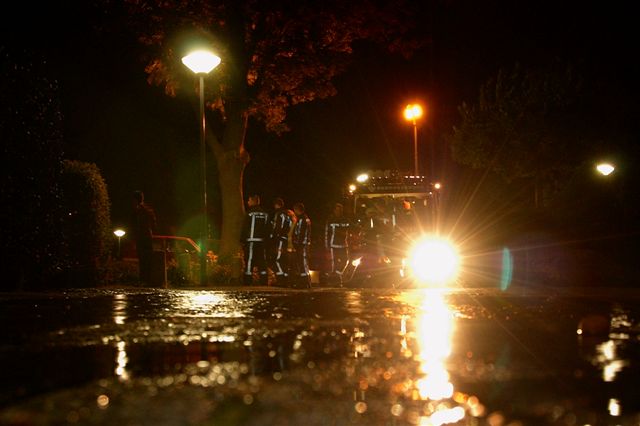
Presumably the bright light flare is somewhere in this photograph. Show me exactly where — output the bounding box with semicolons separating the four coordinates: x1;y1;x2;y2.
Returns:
182;50;221;74
408;237;460;285
404;103;423;121
596;163;615;176
356;173;369;183
113;229;126;238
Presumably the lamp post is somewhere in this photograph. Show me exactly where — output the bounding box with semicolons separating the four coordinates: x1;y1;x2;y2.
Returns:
182;49;221;286
114;229;126;259
403;103;424;176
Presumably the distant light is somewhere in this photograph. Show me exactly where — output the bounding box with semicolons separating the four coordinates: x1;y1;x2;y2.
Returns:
348;184;357;193
356;173;369;183
403;103;423;121
114;229;126;238
596;163;615;176
182;50;221;74
434;182;442;190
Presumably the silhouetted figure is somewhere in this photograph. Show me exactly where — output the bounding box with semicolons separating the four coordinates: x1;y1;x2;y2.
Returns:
131;190;156;285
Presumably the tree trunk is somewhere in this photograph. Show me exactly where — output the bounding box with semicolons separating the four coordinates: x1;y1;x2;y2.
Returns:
215;147;248;258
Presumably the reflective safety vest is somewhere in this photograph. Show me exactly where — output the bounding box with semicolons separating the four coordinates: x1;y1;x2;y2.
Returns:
242;206;270;242
292;213;311;245
271;207;294;241
325;216;350;248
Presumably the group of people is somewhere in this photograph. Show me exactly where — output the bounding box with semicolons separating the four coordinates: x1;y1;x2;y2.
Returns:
240;195;417;288
131;189;414;287
241;195;313;288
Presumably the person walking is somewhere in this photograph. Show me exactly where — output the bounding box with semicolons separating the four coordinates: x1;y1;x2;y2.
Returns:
131;190;156;285
269;197;295;286
241;194;270;286
291;202;312;289
325;202;351;285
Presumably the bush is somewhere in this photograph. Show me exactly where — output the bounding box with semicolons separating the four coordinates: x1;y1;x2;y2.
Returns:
60;160;112;286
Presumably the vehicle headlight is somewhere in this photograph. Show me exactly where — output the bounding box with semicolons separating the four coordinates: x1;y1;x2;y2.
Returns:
407;236;460;285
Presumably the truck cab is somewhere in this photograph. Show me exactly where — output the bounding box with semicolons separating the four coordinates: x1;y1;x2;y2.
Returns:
342;170;457;287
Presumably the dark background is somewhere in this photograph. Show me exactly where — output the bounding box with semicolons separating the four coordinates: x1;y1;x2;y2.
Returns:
4;0;638;240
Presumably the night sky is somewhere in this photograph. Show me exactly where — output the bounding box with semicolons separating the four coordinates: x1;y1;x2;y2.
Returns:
4;1;638;240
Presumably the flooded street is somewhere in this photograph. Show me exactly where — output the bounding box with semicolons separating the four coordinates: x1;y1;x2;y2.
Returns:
1;285;639;425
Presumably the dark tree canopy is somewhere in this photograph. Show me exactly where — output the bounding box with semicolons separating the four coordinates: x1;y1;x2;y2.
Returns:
448;62;607;205
125;0;420;134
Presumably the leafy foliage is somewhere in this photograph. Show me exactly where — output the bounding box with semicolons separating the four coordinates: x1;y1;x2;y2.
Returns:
0;46;68;289
125;0;420;134
449;62;598;204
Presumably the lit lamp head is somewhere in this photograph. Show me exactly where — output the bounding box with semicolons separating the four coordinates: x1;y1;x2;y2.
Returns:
403;104;423;122
182;50;221;74
596;163;615;176
114;229;126;238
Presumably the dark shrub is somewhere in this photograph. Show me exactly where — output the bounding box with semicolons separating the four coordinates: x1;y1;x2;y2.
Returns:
60;160;112;286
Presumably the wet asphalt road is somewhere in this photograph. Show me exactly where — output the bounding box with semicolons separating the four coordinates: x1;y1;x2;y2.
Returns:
1;285;639;426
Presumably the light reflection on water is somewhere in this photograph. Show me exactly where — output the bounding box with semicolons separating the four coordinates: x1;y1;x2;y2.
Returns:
172;291;254;318
112;293;127;325
115;341;129;381
397;289;477;425
578;305;636;419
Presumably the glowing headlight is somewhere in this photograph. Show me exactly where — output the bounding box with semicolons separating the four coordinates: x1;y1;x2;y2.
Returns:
407;237;460;285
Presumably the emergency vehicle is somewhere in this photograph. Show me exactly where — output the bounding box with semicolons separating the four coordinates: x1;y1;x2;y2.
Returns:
341;170;459;287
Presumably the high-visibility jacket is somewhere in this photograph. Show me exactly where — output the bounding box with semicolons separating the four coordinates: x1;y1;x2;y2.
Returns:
242;206;270;242
292;213;311;246
325;215;350;248
271;207;294;241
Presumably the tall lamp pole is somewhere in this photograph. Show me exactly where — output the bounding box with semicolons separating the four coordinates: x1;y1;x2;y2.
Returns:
182;49;221;286
403;103;424;176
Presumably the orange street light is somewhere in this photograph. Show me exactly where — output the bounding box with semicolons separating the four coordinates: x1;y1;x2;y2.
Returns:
403;103;424;176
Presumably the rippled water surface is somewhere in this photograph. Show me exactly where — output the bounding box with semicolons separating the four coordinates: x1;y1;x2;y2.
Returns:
1;286;639;425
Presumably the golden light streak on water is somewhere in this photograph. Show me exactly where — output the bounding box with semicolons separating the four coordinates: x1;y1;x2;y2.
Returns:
115;341;129;381
397;290;468;425
608;398;621;416
113;293;127;325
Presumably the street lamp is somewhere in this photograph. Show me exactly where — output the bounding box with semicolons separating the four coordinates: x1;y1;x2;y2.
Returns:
596;162;615;176
182;49;221;286
113;229;126;259
403;103;424;176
